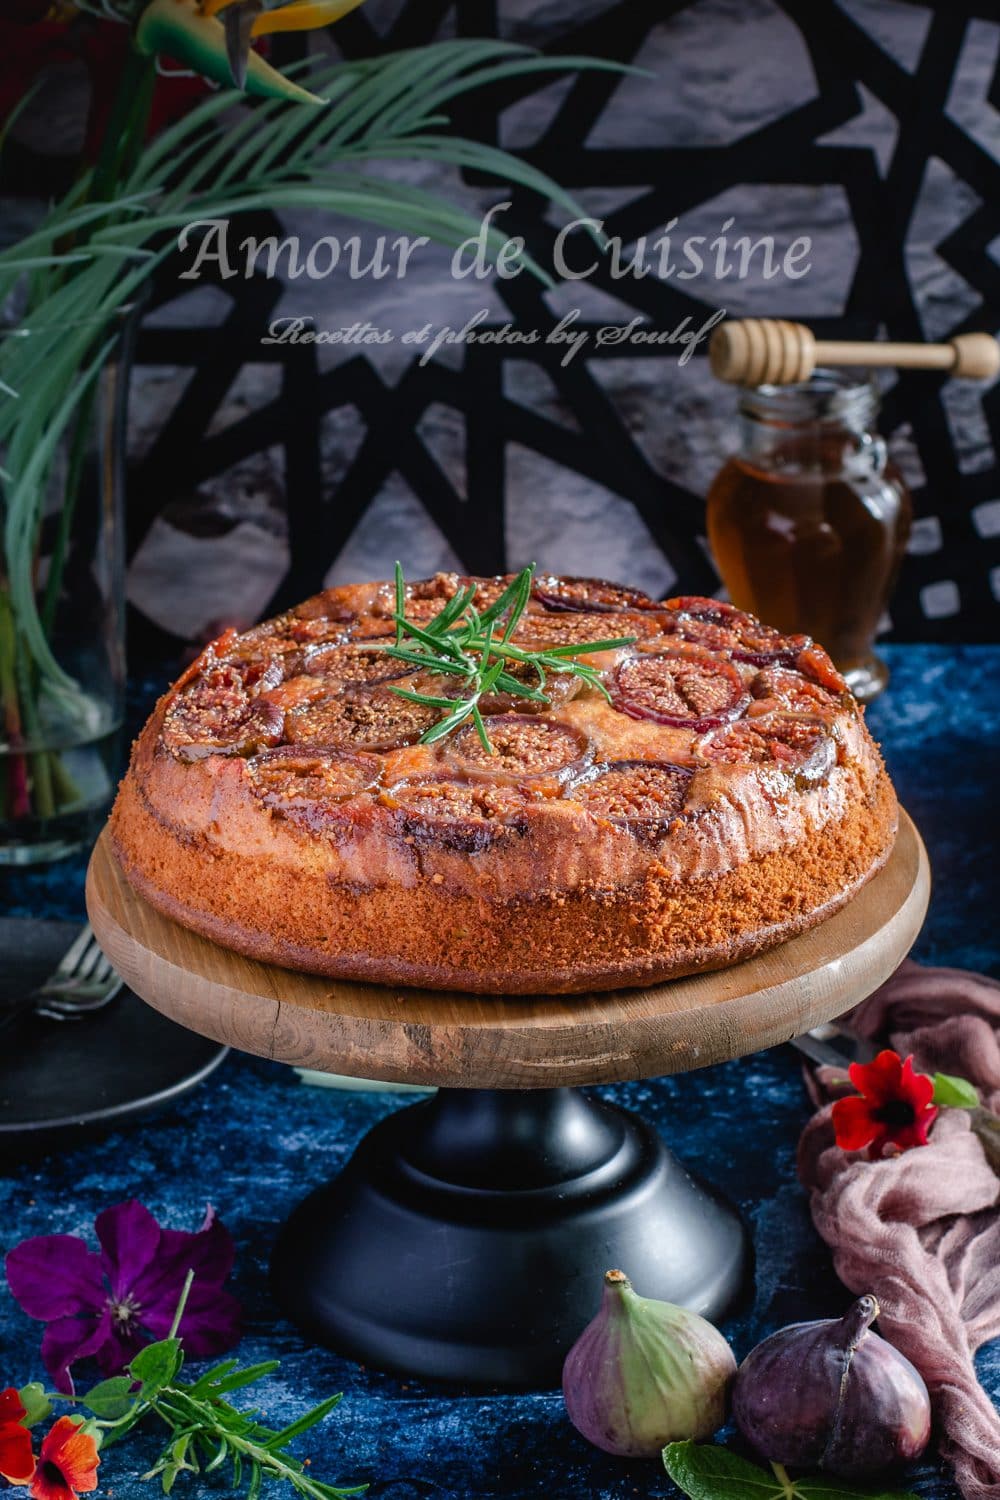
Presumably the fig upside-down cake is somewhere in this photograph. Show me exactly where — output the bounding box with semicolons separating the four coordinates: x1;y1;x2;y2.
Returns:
110;572;897;994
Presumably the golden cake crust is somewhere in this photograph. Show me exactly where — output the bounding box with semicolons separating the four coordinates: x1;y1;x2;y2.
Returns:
110;574;898;994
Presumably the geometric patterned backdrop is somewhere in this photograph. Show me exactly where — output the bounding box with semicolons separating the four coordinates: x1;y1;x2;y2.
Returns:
114;0;1000;653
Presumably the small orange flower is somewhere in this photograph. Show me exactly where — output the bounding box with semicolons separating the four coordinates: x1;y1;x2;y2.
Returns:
28;1418;99;1500
0;1387;35;1486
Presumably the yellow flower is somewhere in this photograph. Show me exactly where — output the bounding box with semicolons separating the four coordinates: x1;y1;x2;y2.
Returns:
136;0;367;104
201;0;365;33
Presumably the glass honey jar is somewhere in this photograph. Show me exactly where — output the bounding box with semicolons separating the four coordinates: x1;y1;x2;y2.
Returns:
705;371;911;702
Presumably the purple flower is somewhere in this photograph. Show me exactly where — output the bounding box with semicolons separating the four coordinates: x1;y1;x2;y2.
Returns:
5;1200;241;1394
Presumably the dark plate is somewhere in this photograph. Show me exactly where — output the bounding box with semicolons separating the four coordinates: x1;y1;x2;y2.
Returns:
0;918;227;1156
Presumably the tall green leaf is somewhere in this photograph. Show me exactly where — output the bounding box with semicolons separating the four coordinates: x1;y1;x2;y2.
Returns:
1;39;624;686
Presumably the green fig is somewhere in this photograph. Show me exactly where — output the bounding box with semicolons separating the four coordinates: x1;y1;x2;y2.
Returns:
562;1269;736;1457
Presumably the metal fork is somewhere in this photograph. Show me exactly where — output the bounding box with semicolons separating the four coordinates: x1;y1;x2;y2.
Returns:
0;925;123;1038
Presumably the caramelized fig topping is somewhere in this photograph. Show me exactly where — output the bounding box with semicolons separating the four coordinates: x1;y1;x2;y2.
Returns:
664;596;808;665
613;650;749;730
569;759;693;829
476;657;582;714
381;775;530;851
443;716;589;781
532;574;661;613
247;749;381;813
384;775;527;823
699;713;836;784
368;571;514;622
284;687;437;751
164;661;285;759
512;609;663;650
223;614;349;661
302;638;412;687
749;665;840;714
797;642;849;694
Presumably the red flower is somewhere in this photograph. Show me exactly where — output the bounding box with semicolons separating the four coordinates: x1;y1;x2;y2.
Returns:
832;1049;938;1158
0;1386;35;1486
29;1418;99;1500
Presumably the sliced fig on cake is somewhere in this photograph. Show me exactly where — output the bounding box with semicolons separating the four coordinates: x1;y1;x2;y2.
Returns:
247;749;381;825
284;686;437;752
513;609;659;651
401;572;512;608
421;573;513;611
612;650;749;731
163;661;285;759
796;642;849;694
698;713;837;785
664;596;808;665
349;599;441;637
658;596;743;652
367;571;515;624
749;665;841;714
380;775;531;851
732;640;810;668
302;637;413;688
290;590;360;625
224;614;350;662
443;715;590;782
532;574;661;613
476;658;583;714
568;759;694;832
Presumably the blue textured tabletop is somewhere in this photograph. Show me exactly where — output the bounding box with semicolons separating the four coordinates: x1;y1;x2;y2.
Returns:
1;645;997;1500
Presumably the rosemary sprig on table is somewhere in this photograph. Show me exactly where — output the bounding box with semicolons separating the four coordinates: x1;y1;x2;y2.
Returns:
22;1271;364;1500
377;563;636;751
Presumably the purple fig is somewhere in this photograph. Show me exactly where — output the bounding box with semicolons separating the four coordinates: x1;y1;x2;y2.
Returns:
562;1269;736;1458
733;1295;931;1479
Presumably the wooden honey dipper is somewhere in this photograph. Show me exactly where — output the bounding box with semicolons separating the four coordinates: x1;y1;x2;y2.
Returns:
709;317;1000;386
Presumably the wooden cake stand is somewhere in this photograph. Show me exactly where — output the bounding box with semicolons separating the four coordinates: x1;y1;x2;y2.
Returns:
87;813;929;1387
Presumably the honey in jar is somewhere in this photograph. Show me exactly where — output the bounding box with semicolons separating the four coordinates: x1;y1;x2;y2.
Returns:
705;371;911;702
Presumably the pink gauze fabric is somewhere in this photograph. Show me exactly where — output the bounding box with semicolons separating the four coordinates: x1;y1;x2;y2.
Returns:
798;959;1000;1500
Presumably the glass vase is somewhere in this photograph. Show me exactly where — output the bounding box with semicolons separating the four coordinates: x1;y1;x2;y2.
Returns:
0;312;133;865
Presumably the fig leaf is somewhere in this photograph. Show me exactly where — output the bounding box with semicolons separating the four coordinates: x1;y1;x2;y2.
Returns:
662;1441;920;1500
663;1441;786;1500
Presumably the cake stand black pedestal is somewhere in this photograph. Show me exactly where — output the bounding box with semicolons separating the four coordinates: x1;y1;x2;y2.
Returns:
270;1085;749;1386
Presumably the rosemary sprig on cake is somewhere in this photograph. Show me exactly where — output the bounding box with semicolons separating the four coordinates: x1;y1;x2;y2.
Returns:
375;563;636;751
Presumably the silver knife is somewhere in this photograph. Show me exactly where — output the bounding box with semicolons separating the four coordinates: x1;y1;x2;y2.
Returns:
790;1022;879;1070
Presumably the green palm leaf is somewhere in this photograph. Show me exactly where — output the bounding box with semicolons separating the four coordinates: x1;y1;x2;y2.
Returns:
1;38;626;689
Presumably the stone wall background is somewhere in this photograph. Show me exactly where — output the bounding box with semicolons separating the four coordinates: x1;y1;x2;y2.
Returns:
10;0;1000;647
